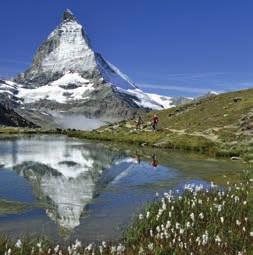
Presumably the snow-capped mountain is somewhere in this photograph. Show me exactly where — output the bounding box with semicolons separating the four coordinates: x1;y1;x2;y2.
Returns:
0;9;187;129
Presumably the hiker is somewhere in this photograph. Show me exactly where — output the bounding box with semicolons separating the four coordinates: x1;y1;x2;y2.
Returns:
136;115;143;129
151;113;159;131
151;153;158;168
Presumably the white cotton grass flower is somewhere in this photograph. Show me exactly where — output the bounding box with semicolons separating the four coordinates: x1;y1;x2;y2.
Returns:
190;212;195;221
85;243;93;251
139;214;143;220
15;239;22;249
117;243;125;253
236;220;241;226
148;243;154;251
250;232;253;237
220;217;224;224
54;244;60;253
215;235;221;243
199;212;204;219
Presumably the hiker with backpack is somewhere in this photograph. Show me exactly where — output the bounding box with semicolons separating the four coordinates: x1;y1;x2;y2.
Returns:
151;113;159;131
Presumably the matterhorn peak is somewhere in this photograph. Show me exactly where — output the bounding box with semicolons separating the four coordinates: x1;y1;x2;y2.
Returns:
62;9;76;22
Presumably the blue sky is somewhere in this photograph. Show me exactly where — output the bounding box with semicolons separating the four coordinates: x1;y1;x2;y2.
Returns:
0;0;253;97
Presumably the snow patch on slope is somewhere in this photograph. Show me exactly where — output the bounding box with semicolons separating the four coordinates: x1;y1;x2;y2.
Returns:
51;72;89;86
18;73;94;104
146;93;175;108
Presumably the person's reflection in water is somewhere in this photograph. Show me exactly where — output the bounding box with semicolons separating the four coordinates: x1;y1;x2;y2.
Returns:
151;153;158;168
135;151;141;164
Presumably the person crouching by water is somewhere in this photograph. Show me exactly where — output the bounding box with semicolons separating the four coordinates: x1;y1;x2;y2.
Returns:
151;153;158;168
151;113;159;131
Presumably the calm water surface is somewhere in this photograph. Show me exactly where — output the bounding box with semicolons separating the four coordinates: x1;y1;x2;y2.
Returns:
0;135;244;243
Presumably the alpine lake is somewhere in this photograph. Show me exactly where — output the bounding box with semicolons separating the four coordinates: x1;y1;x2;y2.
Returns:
0;134;246;244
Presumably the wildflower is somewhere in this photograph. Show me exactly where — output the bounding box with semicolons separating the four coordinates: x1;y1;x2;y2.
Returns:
215;235;221;243
146;211;150;219
202;233;208;245
54;245;60;253
15;240;22;249
138;246;144;254
199;212;204;219
139;214;143;220
85;244;93;251
220;217;224;223
74;239;82;249
236;220;241;226
150;229;153;237
166;220;171;229
117;243;125;253
186;221;191;228
148;243;154;251
190;212;195;221
111;246;117;253
250;232;253;237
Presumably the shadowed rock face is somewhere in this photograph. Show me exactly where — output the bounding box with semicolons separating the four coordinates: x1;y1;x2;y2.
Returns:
0;104;37;128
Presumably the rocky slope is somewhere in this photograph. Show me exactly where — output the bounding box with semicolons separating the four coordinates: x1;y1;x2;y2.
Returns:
0;103;36;128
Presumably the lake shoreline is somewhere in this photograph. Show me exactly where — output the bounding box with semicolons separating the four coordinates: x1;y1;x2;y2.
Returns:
0;126;248;161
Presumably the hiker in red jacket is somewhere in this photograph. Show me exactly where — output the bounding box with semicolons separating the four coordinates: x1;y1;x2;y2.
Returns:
152;114;159;131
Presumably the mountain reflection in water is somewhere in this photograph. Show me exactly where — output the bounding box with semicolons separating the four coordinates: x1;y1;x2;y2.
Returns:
0;135;177;234
0;136;124;231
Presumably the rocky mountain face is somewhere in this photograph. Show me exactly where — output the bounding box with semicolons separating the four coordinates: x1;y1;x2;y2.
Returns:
0;103;36;128
0;10;189;129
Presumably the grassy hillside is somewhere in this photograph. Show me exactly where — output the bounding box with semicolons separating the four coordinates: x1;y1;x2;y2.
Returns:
66;88;253;159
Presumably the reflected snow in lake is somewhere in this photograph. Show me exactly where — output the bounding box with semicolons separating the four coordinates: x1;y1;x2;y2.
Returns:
0;135;244;243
